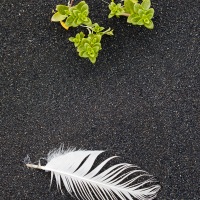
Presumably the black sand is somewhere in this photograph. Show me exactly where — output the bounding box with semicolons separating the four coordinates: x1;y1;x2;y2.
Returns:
1;0;199;199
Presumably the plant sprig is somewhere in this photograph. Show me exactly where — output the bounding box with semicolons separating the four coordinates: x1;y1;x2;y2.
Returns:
51;1;91;27
108;0;155;29
51;0;155;64
69;24;113;63
51;1;113;64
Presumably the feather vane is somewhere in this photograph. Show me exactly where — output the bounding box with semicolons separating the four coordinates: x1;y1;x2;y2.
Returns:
26;147;161;200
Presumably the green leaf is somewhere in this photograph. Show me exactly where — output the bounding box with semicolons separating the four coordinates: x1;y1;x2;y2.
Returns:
105;30;114;36
76;1;84;9
82;10;88;16
108;13;114;18
79;32;85;38
51;12;67;22
69;32;86;47
93;46;101;53
66;15;76;27
141;0;151;10
56;5;69;15
92;23;105;33
146;8;154;19
138;9;145;16
69;37;75;42
75;42;80;47
133;3;141;13
72;9;80;17
77;18;83;25
81;12;88;21
109;2;116;10
81;4;89;13
127;15;140;24
137;18;144;25
81;51;89;58
108;2;124;17
82;38;89;45
127;15;133;23
77;46;85;53
124;0;135;14
144;20;154;29
89;34;102;43
89;56;96;64
83;18;92;26
144;18;150;24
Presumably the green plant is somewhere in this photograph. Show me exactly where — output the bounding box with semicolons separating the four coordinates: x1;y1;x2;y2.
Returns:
69;24;113;63
51;0;156;64
108;0;155;29
51;1;113;64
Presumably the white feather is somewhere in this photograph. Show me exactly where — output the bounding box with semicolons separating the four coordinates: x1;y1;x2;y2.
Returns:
26;146;161;200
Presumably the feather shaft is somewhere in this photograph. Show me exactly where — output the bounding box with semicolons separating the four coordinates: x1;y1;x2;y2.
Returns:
26;163;45;170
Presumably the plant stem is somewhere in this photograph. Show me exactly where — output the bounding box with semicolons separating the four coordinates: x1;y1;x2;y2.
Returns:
120;13;130;17
70;0;74;7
